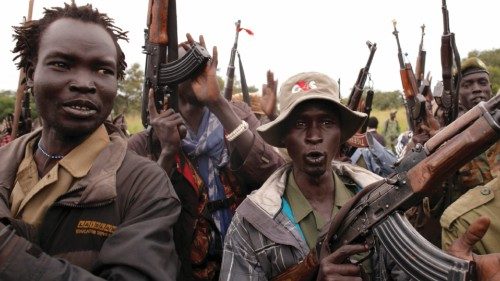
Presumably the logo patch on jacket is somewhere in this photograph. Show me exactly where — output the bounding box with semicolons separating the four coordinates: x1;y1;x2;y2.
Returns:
76;220;117;237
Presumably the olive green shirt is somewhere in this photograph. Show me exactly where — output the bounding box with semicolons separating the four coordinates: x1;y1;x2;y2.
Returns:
285;171;355;249
440;177;500;254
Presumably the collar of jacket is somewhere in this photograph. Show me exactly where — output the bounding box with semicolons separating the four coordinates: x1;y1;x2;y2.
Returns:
0;122;127;206
246;161;383;218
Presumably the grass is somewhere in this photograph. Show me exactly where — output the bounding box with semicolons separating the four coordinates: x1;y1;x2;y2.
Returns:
124;107;410;135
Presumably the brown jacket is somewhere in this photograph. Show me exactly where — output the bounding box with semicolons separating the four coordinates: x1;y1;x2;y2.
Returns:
0;122;181;280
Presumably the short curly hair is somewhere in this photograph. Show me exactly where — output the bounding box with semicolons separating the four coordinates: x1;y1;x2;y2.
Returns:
12;2;128;80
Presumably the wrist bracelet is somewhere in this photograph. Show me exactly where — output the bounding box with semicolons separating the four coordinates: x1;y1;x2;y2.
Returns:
226;120;249;142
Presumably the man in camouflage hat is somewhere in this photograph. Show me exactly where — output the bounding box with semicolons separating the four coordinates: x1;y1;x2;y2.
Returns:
440;57;499;253
219;71;385;280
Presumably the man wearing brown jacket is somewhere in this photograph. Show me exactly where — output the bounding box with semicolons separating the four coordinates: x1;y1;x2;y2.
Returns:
0;3;180;280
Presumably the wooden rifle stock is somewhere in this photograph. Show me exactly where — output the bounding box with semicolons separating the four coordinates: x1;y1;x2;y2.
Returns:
392;21;426;133
400;64;426;133
327;95;499;264
142;0;169;128
223;20;241;101
409;95;499;194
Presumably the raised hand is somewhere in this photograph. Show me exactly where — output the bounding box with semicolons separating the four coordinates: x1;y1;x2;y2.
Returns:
261;70;278;120
185;33;221;105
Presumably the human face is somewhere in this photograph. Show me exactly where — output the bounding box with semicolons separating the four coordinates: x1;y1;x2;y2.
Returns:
28;18;118;138
284;101;341;178
459;72;492;110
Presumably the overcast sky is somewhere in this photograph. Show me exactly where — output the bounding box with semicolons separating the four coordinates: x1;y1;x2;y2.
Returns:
1;0;500;98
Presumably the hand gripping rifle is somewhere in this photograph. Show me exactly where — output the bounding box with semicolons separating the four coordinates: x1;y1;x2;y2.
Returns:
343;41;377;150
223;20;241;102
325;94;499;280
435;0;461;126
271;94;500;281
141;0;211;128
392;20;426;133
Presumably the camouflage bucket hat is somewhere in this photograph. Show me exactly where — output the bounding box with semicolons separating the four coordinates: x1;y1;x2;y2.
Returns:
257;72;367;147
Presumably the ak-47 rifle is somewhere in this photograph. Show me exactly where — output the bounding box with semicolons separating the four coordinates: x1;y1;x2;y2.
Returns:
271;94;500;281
343;41;377;150
415;24;426;90
141;0;211;128
435;0;461;126
223;20;241;102
392;20;426;133
346;41;377;110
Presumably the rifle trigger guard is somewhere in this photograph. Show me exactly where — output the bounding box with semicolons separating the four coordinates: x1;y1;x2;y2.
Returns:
352;246;374;266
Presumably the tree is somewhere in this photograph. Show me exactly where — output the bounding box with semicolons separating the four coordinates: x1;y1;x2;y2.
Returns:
0;89;39;125
341;88;404;111
0;90;15;121
372;90;404;110
115;63;144;115
467;49;500;94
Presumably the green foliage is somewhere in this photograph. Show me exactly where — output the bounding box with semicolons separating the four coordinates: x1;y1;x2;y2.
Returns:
0;90;15;120
371;90;404;110
467;49;500;94
341;89;404;111
231;75;258;94
0;90;38;124
115;63;144;115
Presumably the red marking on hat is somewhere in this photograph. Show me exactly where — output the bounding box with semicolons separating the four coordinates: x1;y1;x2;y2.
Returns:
297;80;310;91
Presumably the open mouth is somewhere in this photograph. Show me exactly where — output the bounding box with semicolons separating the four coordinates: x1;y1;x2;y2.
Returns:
62;100;98;118
305;151;325;164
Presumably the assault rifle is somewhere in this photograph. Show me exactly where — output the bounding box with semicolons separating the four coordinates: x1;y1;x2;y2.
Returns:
272;94;500;281
141;0;211;128
392;20;426;133
435;0;461;126
223;20;241;102
346;41;377;110
344;41;376;150
415;24;426;90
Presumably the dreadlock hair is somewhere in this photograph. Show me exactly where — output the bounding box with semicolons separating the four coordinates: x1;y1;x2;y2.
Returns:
12;1;128;80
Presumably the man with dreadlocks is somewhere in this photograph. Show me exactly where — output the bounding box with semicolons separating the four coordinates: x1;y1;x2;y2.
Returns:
0;2;180;280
